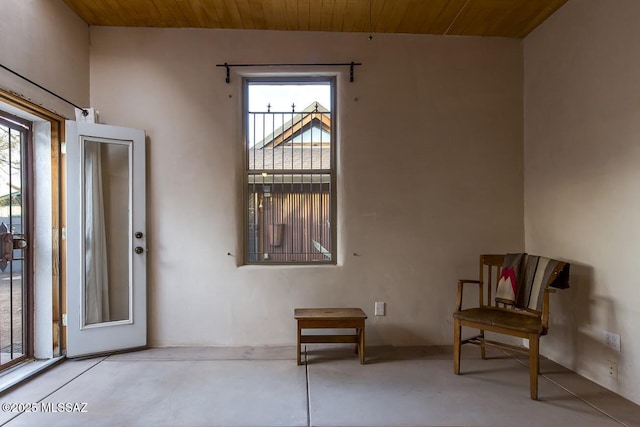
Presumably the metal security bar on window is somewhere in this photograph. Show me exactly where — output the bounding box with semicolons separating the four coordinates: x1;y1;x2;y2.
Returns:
247;102;333;263
0;115;29;369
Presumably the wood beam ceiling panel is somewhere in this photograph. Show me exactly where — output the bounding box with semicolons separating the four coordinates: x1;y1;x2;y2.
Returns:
262;0;295;31
234;0;257;29
127;0;161;26
413;0;469;35
374;0;404;33
249;1;267;30
284;0;299;31
369;0;465;35
61;0;570;39
350;0;368;32
65;0;108;25
96;1;139;26
218;0;243;30
308;0;322;31
331;0;349;32
514;0;568;38
174;0;203;27
186;0;222;28
259;0;284;31
152;0;190;27
447;0;569;38
208;0;232;29
369;0;385;33
317;0;336;32
297;0;311;32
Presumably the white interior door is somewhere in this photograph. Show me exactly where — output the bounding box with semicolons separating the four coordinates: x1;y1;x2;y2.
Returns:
65;121;146;357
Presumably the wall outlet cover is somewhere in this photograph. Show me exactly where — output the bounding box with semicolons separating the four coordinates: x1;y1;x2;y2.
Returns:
608;360;618;380
604;331;621;352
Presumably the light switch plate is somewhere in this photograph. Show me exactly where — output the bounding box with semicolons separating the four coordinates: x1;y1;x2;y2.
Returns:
375;302;385;316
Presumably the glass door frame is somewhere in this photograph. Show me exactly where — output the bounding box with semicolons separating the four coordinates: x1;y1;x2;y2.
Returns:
0;88;65;362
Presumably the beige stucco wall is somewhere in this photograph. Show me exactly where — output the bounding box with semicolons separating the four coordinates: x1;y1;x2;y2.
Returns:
0;0;89;117
89;27;524;348
524;0;640;404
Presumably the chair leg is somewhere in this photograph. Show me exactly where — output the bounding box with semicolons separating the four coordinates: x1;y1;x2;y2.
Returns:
453;318;461;374
480;330;486;359
297;324;302;366
529;334;540;400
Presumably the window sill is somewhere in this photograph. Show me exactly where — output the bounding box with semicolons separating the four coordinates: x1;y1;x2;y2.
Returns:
240;262;338;269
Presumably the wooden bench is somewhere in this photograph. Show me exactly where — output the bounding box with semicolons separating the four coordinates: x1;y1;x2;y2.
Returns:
453;254;570;400
294;308;367;365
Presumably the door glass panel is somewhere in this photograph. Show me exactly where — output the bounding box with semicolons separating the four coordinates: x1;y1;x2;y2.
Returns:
83;139;130;326
0;116;28;368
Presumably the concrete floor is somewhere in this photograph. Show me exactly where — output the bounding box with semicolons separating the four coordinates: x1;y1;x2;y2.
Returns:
0;345;638;427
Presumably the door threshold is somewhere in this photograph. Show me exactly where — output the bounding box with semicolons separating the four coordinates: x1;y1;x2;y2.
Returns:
0;357;65;393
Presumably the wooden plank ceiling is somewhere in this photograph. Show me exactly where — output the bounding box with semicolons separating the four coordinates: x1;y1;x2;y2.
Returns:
62;0;569;39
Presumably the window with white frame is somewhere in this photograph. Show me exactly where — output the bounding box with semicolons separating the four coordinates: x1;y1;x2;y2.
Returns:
244;77;336;264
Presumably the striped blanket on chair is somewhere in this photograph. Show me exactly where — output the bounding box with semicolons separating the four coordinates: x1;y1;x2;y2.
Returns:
495;253;570;310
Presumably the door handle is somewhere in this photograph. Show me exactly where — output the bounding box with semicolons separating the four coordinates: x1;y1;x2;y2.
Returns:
0;232;27;271
1;232;13;262
135;246;144;254
0;233;28;259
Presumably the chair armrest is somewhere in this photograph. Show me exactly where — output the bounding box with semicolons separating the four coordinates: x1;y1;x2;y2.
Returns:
456;280;482;311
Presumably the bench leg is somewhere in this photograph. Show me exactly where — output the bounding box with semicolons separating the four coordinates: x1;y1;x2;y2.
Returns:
359;326;366;364
354;329;359;355
453;318;461;374
480;329;486;360
529;334;540;400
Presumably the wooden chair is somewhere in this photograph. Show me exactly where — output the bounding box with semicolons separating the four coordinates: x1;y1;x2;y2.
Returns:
453;254;570;400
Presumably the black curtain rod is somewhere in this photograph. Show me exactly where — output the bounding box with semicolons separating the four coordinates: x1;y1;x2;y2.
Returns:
0;63;88;116
216;62;362;83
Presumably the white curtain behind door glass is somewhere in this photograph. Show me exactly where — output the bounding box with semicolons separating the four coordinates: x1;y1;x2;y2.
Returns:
84;141;110;324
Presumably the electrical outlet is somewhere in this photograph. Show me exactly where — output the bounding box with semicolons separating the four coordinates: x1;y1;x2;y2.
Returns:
604;331;621;352
374;302;385;316
608;360;618;380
